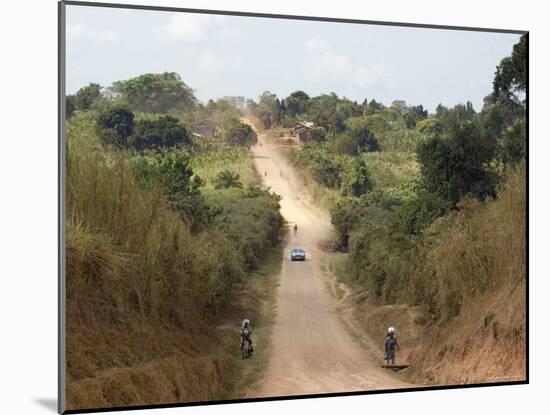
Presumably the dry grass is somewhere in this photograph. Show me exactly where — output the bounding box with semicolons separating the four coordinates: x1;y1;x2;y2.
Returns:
411;165;526;322
65;114;282;410
404;166;526;383
327;166;526;386
404;280;525;385
227;244;284;398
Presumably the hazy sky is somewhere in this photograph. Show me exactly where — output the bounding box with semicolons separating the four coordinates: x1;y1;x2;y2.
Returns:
66;5;521;112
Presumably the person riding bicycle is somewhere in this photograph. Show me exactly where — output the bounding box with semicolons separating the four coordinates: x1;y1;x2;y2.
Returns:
240;319;254;354
293;223;298;236
384;326;400;365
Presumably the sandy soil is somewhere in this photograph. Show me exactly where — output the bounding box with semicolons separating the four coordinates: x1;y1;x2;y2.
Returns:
242;119;411;398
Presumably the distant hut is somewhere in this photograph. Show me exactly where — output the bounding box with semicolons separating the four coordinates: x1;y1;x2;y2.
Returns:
293;121;314;142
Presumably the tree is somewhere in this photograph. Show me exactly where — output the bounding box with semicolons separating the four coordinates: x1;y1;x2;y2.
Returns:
344;117;380;153
221;119;258;148
334;133;360;155
112;72;197;113
404;105;428;129
75;83;102;111
394;190;452;234
341;159;372;197
415;117;442;135
306;93;340;132
246;98;258;112
366;99;386;114
335;99;362;131
97;106;135;147
477;35;526;166
493;34;527;105
256;91;281;128
66;95;76;118
390;99;408;115
303;147;343;189
280;98;287;116
480;92;523;137
330;197;361;248
435;103;447;118
309;126;327;142
500;118;526;164
132;151;207;232
130;115;191;151
285;90;310;117
214;170;243;189
436;102;476;130
417;120;496;205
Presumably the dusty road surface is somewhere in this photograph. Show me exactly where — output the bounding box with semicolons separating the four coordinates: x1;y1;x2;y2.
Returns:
242;118;411;397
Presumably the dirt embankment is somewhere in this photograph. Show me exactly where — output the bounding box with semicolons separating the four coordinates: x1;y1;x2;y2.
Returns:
327;274;525;386
67;325;236;409
404;279;526;385
67;246;283;410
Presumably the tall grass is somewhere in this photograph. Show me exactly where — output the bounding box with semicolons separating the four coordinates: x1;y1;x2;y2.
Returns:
65;112;283;408
411;164;526;322
67;131;245;328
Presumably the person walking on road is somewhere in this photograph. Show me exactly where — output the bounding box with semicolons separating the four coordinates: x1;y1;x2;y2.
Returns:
293;223;298;236
384;327;399;365
240;319;254;355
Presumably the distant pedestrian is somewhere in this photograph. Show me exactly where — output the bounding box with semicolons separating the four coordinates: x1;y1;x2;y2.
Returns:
384;327;400;365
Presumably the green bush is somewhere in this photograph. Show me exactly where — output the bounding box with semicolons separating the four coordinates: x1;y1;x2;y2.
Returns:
393;190;452;235
410;165;526;321
417;120;496;206
340;159;372;197
97;106;135;147
205;186;283;270
131;150;208;232
112;72;197;113
130;115;192;151
213;169;243;189
221;119;258;148
309;126;327;142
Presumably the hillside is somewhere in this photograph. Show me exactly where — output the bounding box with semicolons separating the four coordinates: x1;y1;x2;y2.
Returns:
328;167;525;385
65;103;283;409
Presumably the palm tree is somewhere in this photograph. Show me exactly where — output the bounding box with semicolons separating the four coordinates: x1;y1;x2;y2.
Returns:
213;169;243;189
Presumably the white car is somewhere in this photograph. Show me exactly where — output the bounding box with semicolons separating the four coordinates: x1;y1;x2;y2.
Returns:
290;248;306;261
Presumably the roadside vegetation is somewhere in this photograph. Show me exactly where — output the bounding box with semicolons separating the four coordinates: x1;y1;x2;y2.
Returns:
65;73;283;409
65;33;526;400
251;35;526;383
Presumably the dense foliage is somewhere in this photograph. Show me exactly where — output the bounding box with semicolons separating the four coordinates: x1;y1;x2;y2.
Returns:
279;36;526;319
112;72;197;113
220;119;258;148
96;106;135;147
66;73;284;408
131;114;192;151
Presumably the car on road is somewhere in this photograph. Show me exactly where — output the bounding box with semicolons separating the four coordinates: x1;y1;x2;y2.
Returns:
290;248;306;261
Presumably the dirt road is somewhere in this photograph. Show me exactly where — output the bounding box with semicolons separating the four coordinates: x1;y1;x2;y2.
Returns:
243;119;410;397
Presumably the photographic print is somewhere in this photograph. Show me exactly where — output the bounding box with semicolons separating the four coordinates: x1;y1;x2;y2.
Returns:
59;1;527;412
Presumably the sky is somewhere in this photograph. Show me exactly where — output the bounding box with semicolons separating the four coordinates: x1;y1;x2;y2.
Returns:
65;5;521;113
